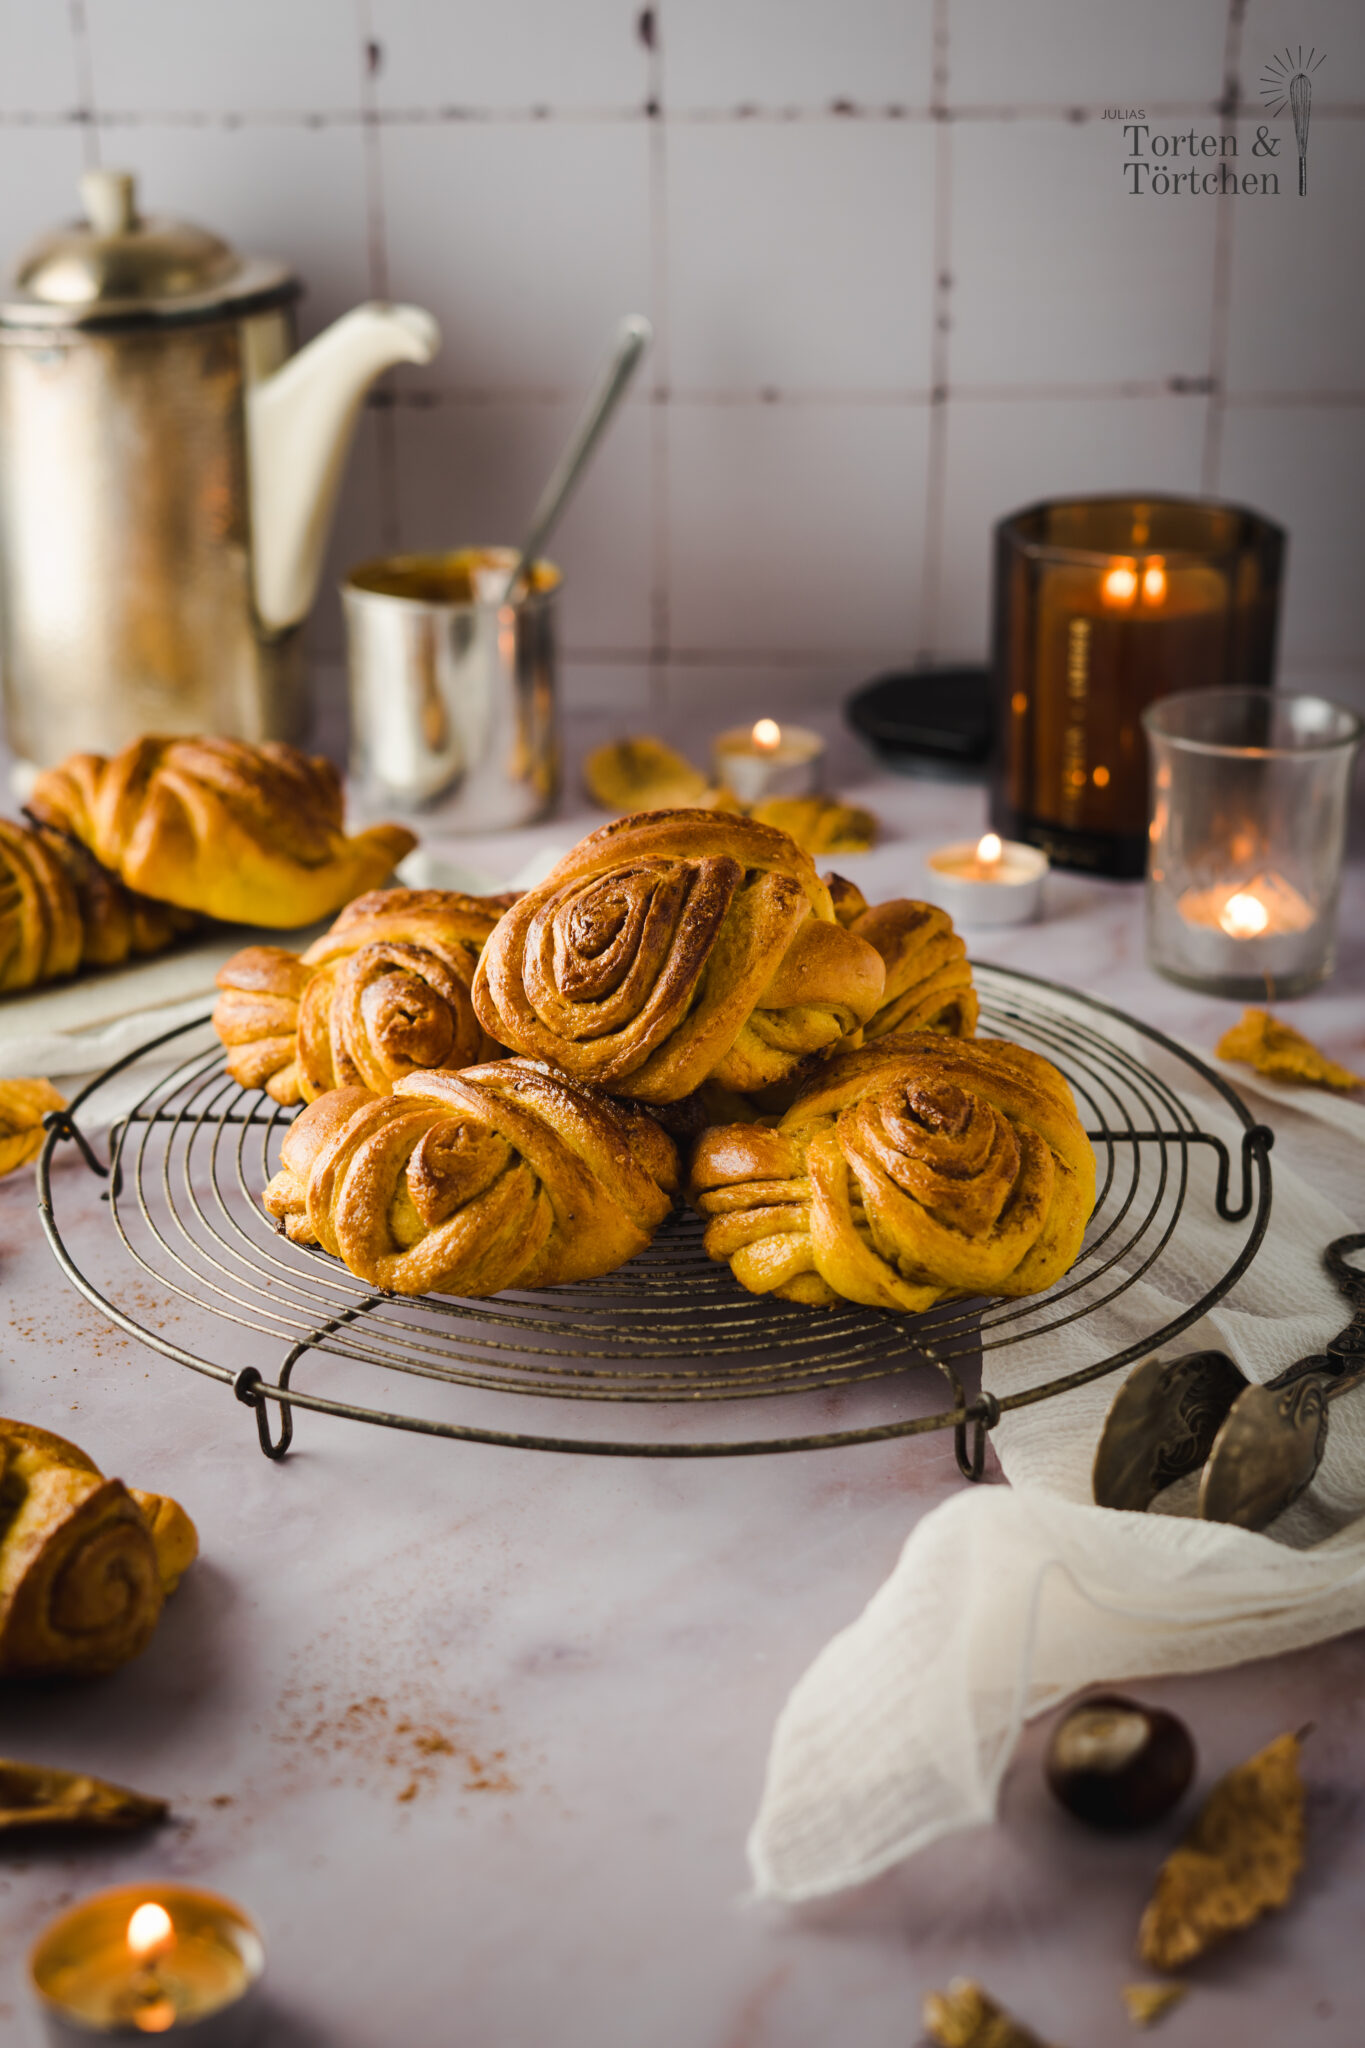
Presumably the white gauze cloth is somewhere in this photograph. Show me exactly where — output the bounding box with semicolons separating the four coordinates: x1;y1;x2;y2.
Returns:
749;1014;1365;1902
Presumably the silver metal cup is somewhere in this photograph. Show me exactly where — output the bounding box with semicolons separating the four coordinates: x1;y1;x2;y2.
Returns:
343;547;560;830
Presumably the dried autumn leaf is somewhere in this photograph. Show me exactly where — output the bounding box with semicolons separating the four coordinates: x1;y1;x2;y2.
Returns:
1121;1982;1188;2029
922;1978;1058;2048
1137;1731;1305;1971
0;1078;66;1177
1216;1009;1361;1093
751;793;878;855
0;1759;168;1834
582;736;710;813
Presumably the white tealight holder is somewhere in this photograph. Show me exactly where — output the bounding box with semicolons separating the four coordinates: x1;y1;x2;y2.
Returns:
712;719;824;804
925;834;1048;927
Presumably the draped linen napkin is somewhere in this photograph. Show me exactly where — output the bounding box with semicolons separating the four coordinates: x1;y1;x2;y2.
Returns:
749;1014;1365;1902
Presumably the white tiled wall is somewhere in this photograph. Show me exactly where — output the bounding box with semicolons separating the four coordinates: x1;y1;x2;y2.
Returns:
1;0;1360;732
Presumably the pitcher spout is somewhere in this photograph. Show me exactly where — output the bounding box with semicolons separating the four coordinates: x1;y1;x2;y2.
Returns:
248;302;439;633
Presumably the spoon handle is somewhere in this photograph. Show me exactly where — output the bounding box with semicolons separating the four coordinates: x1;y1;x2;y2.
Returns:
502;314;652;604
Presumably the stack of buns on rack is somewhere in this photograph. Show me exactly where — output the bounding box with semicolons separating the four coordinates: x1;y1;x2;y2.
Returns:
2;733;1092;1309
204;795;1093;1312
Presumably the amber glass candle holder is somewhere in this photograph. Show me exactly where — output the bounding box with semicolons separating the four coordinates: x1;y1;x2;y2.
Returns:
1145;689;1361;999
990;496;1284;878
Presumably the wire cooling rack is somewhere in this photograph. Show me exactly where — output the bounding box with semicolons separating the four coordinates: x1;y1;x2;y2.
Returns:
36;966;1272;1467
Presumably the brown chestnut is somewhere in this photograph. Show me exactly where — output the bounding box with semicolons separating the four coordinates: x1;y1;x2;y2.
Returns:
1045;1693;1195;1832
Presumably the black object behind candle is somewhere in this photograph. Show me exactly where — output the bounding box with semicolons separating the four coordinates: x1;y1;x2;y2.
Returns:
845;667;993;778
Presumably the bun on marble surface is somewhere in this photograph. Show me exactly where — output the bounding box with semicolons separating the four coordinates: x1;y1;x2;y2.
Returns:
264;1059;679;1298
213;887;513;1107
0;1419;197;1679
471;810;885;1103
0;817;82;991
690;1031;1094;1312
0;815;198;994
28;735;415;928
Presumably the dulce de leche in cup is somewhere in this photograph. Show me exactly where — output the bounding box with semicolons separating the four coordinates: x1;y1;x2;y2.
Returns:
343;546;560;829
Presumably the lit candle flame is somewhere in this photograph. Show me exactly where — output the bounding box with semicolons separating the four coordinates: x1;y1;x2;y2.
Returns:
751;718;782;753
1218;890;1271;939
1102;564;1138;606
127;1903;174;1961
1142;558;1167;604
976;833;1003;867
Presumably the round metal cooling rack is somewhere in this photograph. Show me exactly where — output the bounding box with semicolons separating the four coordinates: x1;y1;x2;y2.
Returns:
36;965;1272;1468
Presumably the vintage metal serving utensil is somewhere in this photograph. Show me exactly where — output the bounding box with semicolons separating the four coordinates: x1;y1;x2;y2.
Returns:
1094;1233;1365;1530
498;312;652;605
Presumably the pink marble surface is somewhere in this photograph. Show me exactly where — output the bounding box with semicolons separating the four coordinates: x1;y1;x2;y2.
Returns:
1;716;1362;2047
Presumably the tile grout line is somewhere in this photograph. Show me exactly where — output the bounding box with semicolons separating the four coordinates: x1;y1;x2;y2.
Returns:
1202;0;1248;494
356;0;401;553
915;0;953;665
17;102;1364;130
67;0;99;170
644;8;671;718
364;384;1365;410
310;640;1365;678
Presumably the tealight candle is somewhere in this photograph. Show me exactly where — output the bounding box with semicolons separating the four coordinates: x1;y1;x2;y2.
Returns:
712;719;824;804
926;832;1048;927
30;1885;264;2045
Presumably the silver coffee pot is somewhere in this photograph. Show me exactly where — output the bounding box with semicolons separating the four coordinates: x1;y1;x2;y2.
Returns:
0;170;439;776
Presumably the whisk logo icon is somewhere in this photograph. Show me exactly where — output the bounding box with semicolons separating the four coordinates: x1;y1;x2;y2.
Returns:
1260;45;1326;195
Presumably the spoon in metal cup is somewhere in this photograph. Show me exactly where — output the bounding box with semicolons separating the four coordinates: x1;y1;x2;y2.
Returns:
1093;1233;1365;1531
495;313;652;608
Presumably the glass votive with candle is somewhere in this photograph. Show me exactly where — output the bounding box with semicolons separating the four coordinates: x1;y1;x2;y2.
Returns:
925;831;1048;927
30;1885;264;2044
990;496;1284;878
1144;688;1361;998
712;719;824;804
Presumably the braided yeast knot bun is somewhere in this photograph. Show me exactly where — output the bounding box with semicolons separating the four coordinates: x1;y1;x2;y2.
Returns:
0;1419;197;1679
211;945;314;1104
691;1034;1094;1311
827;879;978;1042
298;890;508;1096
28;736;415;927
0;818;194;993
0;818;82;990
264;1061;679;1297
213;889;511;1106
472;811;885;1102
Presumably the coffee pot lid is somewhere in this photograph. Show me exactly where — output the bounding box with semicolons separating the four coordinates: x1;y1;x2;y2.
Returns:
4;170;296;328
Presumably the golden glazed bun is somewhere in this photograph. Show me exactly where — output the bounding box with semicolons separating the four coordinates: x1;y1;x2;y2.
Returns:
27;816;200;969
471;810;886;1103
0;817;82;991
264;1060;679;1298
825;878;978;1043
0;1419;197;1680
0;816;193;993
28;736;415;928
213;887;513;1106
690;1032;1095;1312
